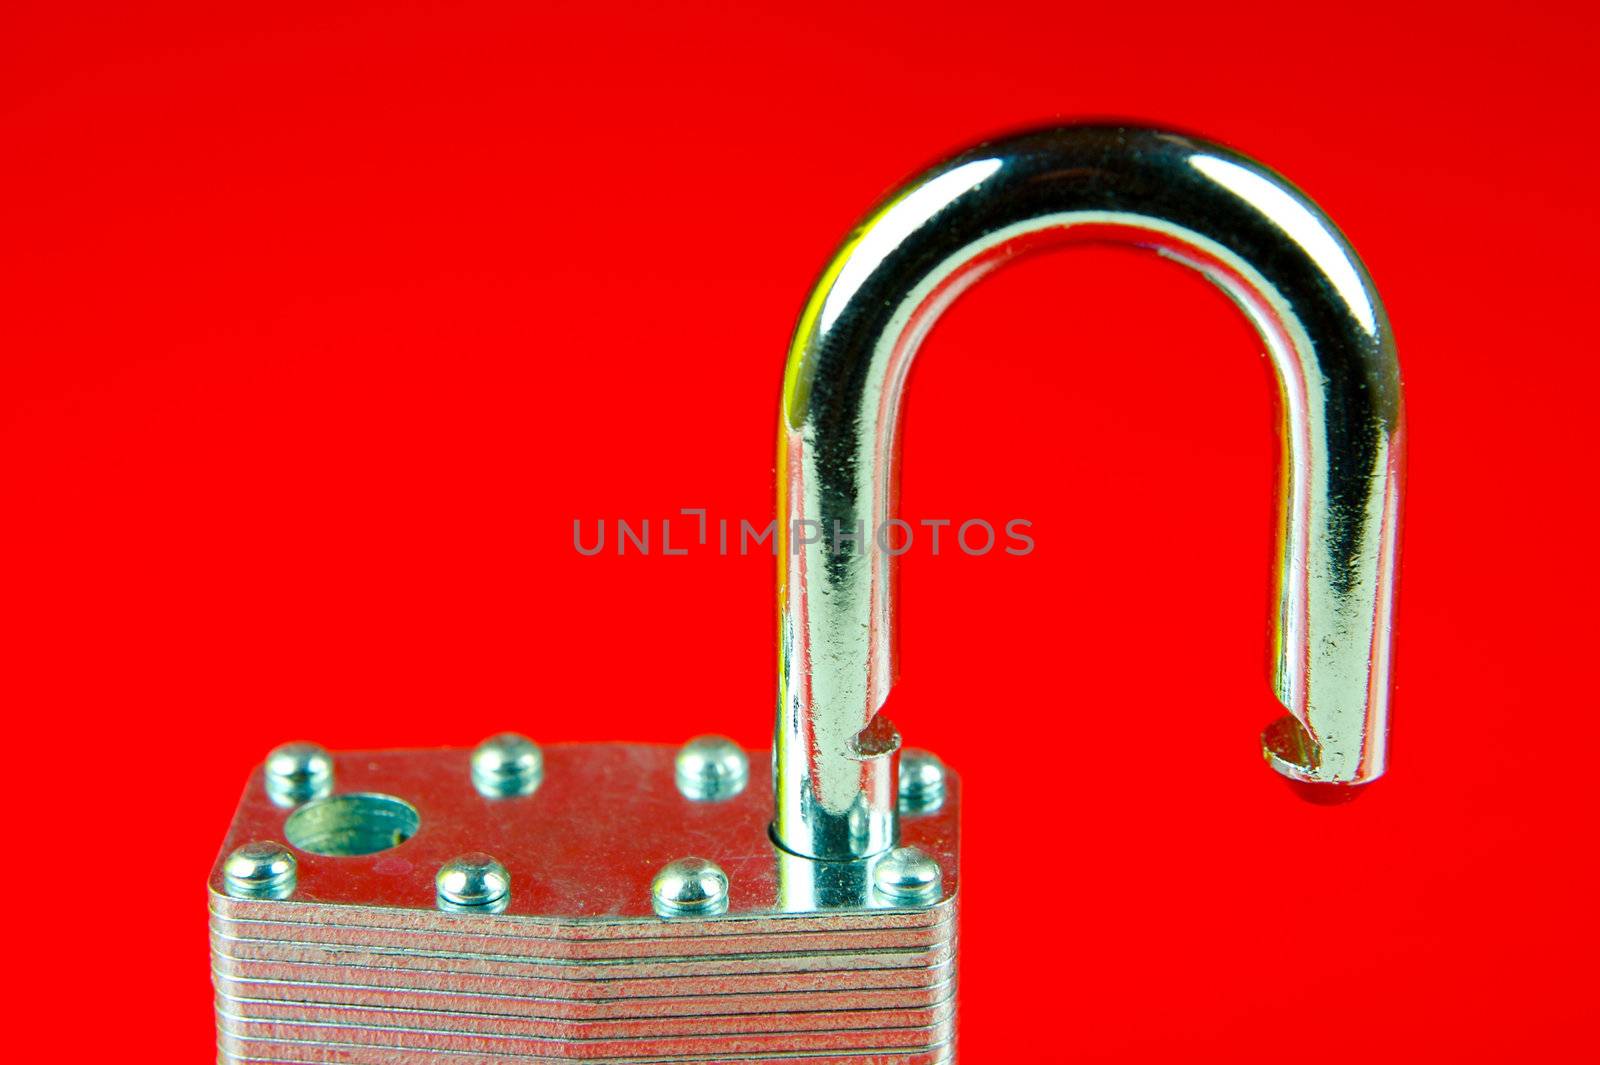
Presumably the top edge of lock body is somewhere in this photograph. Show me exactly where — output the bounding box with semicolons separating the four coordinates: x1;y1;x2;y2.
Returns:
773;125;1403;862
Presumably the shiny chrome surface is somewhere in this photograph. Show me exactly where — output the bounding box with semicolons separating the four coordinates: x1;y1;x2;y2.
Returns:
435;852;511;913
470;731;544;799
675;734;751;801
210;743;959;1063
872;847;943;903
265;741;334;808
775;124;1404;861
224;841;298;900
897;749;947;815
651;857;732;916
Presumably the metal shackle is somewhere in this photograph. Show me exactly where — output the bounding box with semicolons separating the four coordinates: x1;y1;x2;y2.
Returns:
773;125;1405;862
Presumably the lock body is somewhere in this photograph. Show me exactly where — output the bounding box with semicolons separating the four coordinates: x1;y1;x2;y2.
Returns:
210;743;960;1063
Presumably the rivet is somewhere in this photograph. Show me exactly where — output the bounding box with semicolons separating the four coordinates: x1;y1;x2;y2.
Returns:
897;749;946;814
472;733;543;798
436;852;511;913
872;846;942;903
675;735;749;801
651;857;730;917
264;742;333;807
223;841;298;900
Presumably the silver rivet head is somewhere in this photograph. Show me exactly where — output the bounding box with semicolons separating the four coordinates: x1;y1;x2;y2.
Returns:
675;735;749;801
651;857;730;917
471;733;543;798
897;749;946;814
223;841;298;899
264;742;333;807
872;846;942;903
436;852;511;912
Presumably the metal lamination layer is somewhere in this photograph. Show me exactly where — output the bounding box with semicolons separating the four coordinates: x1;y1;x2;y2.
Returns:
217;1039;955;1064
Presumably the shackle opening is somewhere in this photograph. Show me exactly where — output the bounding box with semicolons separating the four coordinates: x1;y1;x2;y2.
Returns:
773;125;1404;863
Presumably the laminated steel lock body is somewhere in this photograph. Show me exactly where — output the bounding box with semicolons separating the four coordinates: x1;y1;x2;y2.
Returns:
209;124;1404;1063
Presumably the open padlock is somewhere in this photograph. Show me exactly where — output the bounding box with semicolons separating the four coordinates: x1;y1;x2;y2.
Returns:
210;124;1404;1063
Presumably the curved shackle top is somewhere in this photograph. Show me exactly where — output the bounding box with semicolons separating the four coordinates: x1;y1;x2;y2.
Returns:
774;125;1404;863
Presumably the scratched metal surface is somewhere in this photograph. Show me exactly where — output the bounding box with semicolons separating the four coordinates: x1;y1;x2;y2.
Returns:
209;744;959;922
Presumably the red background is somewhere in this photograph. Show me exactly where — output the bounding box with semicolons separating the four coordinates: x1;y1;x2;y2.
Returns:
4;2;1596;1060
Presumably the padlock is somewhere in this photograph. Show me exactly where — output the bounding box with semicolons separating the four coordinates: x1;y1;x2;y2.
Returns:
209;124;1404;1063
